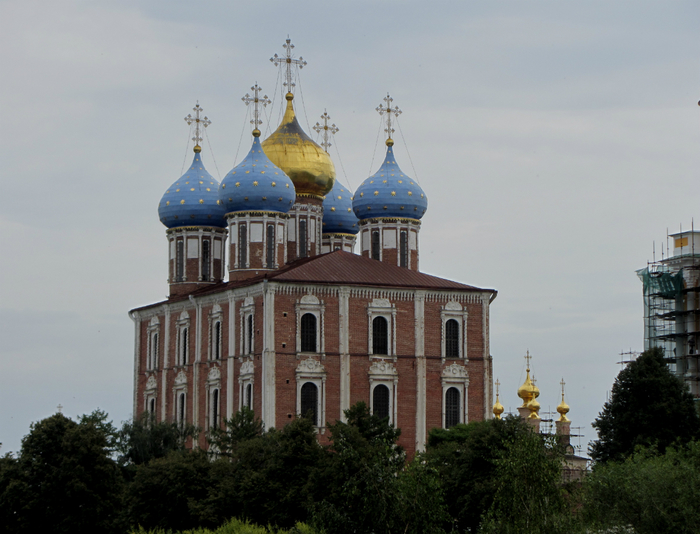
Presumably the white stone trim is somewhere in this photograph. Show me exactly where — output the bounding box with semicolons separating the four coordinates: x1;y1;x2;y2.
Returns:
368;360;399;426
367;298;396;358
441;301;469;361
296;357;327;431
414;290;426;452
441;362;469;427
295;294;326;356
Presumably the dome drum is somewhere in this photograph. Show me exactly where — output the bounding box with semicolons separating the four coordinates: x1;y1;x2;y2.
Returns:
226;211;289;281
358;218;421;271
165;226;228;297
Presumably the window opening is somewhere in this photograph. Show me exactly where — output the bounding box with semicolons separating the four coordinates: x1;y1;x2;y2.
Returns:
299;219;308;258
372;316;388;355
300;382;319;425
247;315;253;355
246;383;252;410
202;239;210;281
400;231;408;268
176;240;184;281
181;328;189;365
149;398;155;415
445;387;460;428
373;384;390;419
213;321;221;360
300;313;317;352
445;319;460;358
371;230;380;260
266;224;275;269
238;224;247;267
178;393;185;425
212;389;219;429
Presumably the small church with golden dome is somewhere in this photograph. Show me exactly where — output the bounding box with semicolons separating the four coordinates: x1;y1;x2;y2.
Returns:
130;39;496;454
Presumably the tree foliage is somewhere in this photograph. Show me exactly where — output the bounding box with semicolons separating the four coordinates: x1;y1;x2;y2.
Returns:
591;347;700;463
117;412;199;466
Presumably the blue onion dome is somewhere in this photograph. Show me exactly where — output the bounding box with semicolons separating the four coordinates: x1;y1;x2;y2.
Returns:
352;142;428;220
322;178;359;234
219;135;296;214
159;147;227;228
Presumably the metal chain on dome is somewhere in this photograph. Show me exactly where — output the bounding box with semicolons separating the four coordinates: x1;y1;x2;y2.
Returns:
368;115;384;177
395;116;422;185
233;105;251;167
295;73;314;136
332;135;354;190
203;127;222;180
181;125;192;175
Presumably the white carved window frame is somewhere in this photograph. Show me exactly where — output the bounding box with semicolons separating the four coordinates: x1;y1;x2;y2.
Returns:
175;311;190;367
239;297;255;357
146;316;160;371
205;366;222;432
441;301;469;362
368;360;399;425
441;362;469;428
144;375;158;416
296;357;326;432
208;304;223;361
295;294;325;356
367;298;397;359
173;370;188;425
238;360;255;411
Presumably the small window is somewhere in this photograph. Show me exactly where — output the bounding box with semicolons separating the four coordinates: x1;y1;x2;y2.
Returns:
211;389;219;429
202;239;210;281
239;224;247;267
178;393;186;426
400;231;408;268
148;332;159;370
149;397;156;416
246;315;253;355
445;319;460;358
299;219;308;258
300;382;319;425
300;313;317;352
266;224;275;269
373;384;390;419
445;387;460;428
176;240;184;281
245;383;253;410
179;327;189;365
371;230;380;260
372;316;388;355
212;321;221;360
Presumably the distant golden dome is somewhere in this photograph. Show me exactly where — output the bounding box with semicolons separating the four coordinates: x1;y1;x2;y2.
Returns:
517;370;535;407
557;399;570;422
493;398;504;419
262;94;335;198
527;397;541;419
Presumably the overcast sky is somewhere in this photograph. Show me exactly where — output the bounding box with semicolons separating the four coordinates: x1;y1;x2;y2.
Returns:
1;0;699;455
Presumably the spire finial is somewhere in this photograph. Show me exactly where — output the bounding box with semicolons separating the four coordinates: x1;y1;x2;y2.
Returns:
493;379;504;419
560;378;566;401
376;93;402;146
242;83;271;137
270;37;307;97
557;377;570;422
524;349;532;371
313;110;339;153
184;102;211;153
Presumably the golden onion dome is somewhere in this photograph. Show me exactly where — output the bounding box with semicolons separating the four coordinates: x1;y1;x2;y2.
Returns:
517;370;535;407
261;93;335;198
527;397;541;419
557;399;570;422
493;398;505;420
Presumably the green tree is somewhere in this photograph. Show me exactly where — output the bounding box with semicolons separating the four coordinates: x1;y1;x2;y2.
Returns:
0;411;123;534
207;406;264;457
116;412;199;466
425;415;531;533
479;428;571;534
591;347;700;463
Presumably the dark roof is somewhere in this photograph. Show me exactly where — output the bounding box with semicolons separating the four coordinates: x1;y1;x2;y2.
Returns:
131;250;495;313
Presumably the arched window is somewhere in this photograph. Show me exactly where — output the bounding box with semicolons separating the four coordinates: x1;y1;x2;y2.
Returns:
149;397;155;416
238;224;247;267
371;230;380;260
180;328;189;365
245;383;253;410
211;389;219;429
400;231;408;268
445;387;461;428
373;384;390;419
148;332;159;370
246;315;253;355
202;239;210;281
445;319;460;358
300;382;318;425
212;321;221;360
300;313;317;352
372;316;388;355
266;224;275;269
178;393;186;426
176;240;184;281
299;219;308;258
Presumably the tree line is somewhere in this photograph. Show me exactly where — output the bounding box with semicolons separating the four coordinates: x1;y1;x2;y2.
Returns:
1;348;700;534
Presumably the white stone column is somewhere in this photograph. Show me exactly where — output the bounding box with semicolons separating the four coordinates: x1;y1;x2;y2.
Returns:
262;282;276;429
161;307;171;421
339;288;351;422
414;291;426;452
227;292;235;418
130;311;141;418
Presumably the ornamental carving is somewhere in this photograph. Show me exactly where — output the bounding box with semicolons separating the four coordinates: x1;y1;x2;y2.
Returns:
442;362;468;379
145;375;157;391
296;357;325;374
244;296;254;306
208;366;221;381
240;361;254;376
369;361;397;377
371;298;391;308
445;300;462;311
174;370;187;386
300;294;320;305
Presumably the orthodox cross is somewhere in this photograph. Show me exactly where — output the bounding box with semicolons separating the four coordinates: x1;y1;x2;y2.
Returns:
270;37;307;94
57;404;63;413
560;378;566;401
242;84;271;137
376;93;402;143
313;110;339;152
184;102;211;148
495;379;501;398
524;350;532;371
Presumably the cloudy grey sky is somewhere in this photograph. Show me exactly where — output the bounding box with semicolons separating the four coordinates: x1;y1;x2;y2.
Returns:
1;0;699;454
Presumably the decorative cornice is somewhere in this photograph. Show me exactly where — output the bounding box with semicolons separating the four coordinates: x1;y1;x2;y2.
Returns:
358;217;421;226
166;227;228;235
225;211;290;219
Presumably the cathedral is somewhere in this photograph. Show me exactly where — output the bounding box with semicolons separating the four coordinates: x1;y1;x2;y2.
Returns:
129;39;497;454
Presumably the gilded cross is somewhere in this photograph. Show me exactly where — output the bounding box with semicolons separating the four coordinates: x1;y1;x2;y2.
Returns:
376;93;402;143
270;37;307;94
560;378;566;400
524;350;531;370
313;110;339;152
57;404;63;413
184;102;211;148
495;379;501;397
242;84;271;137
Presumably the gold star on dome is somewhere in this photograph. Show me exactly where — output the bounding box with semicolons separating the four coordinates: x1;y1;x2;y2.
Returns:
185;182;189;184
206;188;210;191
176;189;180;192
374;191;379;196
190;188;195;191
391;191;396;196
199;199;204;204
166;201;170;206
271;182;276;187
199;181;203;184
337;195;342;199
383;180;387;183
235;182;240;187
347;208;352;212
180;200;185;204
331;207;336;211
253;181;259;186
398;180;403;184
408;191;412;196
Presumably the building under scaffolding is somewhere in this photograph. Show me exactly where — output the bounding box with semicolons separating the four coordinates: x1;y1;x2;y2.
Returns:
637;230;700;399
